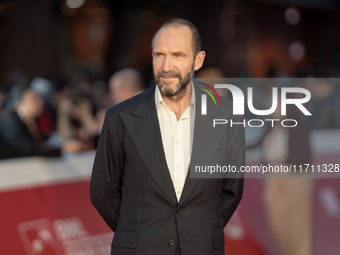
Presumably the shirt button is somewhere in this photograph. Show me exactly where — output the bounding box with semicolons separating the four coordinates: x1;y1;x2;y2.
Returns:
177;165;180;168
176;190;180;194
169;240;175;246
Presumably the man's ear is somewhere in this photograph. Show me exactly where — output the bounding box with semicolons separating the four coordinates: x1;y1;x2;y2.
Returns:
194;51;206;71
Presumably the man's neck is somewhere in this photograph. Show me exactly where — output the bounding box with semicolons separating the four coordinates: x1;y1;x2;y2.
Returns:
161;84;191;121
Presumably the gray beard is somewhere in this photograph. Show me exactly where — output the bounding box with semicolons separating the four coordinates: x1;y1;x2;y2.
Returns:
154;66;194;101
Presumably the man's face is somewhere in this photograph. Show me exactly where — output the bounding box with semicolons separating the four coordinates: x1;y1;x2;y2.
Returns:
152;25;199;97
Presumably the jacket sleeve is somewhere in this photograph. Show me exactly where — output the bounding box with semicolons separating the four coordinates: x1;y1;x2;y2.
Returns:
220;114;245;227
90;110;125;231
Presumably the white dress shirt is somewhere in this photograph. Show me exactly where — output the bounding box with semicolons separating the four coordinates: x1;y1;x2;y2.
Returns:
155;84;195;202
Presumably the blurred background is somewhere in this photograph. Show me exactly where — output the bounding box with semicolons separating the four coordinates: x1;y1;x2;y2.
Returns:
1;0;340;155
0;0;340;255
1;0;340;83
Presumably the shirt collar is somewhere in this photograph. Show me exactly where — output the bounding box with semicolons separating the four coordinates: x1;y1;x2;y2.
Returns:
155;82;196;111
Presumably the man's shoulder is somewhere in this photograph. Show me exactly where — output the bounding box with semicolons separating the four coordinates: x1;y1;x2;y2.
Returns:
219;96;234;115
193;84;234;115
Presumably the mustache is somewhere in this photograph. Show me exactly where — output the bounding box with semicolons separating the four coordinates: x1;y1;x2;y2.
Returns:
157;70;181;78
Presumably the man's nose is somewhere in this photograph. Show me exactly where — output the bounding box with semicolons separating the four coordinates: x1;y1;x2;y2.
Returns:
161;56;173;72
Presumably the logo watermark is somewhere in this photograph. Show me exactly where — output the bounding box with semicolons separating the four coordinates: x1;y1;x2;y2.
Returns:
195;78;314;128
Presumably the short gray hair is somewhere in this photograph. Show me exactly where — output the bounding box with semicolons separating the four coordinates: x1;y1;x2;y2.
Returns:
151;18;202;56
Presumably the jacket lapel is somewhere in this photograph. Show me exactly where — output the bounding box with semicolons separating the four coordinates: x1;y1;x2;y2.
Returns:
119;85;178;205
179;86;222;206
119;84;224;207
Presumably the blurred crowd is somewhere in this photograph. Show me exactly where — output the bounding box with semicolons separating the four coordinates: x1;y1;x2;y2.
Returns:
0;68;144;160
1;66;340;160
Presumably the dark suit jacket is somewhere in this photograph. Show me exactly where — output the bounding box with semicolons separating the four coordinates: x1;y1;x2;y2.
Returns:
90;84;245;255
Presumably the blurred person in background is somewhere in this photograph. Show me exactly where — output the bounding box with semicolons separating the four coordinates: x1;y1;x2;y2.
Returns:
0;87;60;159
91;80;111;112
262;98;313;255
196;67;225;79
55;68;101;152
57;90;98;152
30;77;56;141
93;68;145;138
196;67;229;98
108;68;144;106
305;77;340;129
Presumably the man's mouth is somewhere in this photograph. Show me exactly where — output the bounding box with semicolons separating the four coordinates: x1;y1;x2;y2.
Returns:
161;76;177;79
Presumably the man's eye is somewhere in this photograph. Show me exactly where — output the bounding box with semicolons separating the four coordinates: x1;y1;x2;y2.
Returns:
176;54;182;58
155;54;163;57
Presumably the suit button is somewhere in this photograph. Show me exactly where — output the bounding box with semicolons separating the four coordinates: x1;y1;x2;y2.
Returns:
169;240;175;246
177;208;182;213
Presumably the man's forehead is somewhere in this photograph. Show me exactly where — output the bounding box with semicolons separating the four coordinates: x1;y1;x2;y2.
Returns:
153;43;188;53
153;25;192;51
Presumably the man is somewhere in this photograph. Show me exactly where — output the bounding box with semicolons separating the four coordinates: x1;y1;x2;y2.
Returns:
90;18;245;255
108;68;144;106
